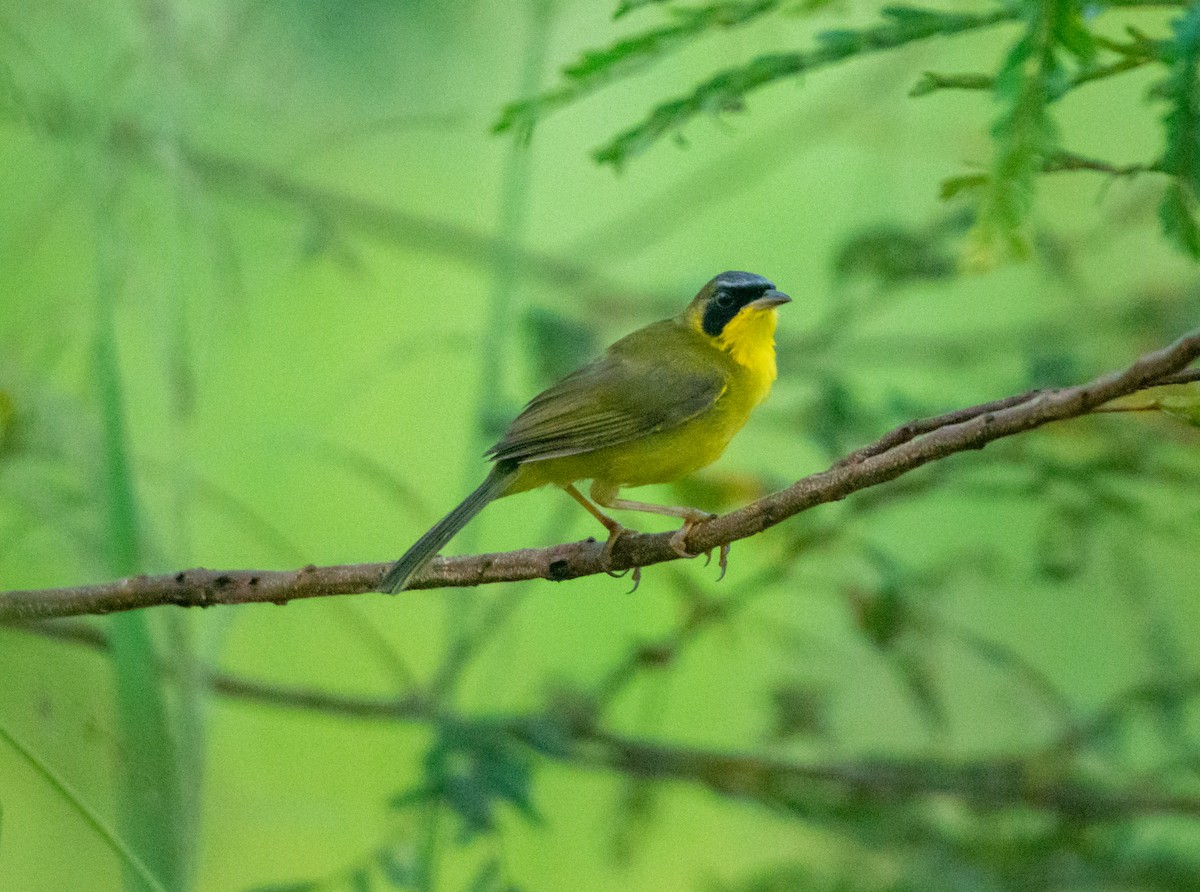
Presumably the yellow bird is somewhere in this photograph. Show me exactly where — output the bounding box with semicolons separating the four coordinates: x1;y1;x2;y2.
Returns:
381;270;789;592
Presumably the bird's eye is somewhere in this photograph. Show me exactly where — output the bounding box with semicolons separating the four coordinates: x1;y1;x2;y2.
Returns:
715;291;734;309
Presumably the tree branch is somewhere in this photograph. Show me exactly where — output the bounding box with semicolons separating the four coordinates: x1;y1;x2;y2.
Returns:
1;331;1197;622
572;729;1200;820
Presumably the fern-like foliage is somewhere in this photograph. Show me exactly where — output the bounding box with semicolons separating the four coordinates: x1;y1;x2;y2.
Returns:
965;0;1095;265
496;5;1019;156
497;0;1200;261
494;0;782;143
1157;4;1200;258
595;6;1021;168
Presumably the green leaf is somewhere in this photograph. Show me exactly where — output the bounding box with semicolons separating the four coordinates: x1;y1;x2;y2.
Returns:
909;71;993;98
1161;399;1200;428
1156;4;1200;256
568;2;780;91
1102;383;1200;427
466;858;502;892
1053;3;1097;64
399;720;543;842
509;712;574;757
0;388;13;451
1160;180;1200;258
614;0;672;17
374;845;415;887
966;0;1091;266
494;0;780;141
939;172;989;200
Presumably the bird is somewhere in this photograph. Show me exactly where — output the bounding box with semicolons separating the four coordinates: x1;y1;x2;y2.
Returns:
380;270;790;593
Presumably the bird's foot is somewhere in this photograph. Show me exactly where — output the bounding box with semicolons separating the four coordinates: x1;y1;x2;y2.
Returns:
700;541;732;580
715;542;731;581
601;527;644;592
669;512;718;559
597;526;645;592
600;523;634;578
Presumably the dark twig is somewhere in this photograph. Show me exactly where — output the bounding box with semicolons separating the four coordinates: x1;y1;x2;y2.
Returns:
1043;149;1164;178
573;728;1200;819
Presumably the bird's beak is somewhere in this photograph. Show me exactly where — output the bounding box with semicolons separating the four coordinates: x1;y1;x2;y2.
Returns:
747;289;791;310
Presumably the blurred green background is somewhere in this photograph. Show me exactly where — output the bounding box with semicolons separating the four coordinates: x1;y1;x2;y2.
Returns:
2;1;1200;890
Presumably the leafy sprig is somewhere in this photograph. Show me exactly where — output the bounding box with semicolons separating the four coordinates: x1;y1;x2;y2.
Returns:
965;0;1096;265
1156;4;1200;257
494;0;782;143
497;0;1200;261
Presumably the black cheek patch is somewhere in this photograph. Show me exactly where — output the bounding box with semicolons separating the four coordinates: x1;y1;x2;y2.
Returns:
702;296;746;336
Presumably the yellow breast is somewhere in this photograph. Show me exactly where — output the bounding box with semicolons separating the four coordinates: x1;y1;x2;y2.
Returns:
715;305;779;410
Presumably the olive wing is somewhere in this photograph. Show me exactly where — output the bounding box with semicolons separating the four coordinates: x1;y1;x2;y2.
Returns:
486;327;727;464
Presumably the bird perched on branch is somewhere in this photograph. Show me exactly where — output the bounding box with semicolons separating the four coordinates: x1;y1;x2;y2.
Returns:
380;270;790;592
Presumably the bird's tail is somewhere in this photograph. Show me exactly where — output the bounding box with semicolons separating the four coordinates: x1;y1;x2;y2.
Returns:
379;460;519;593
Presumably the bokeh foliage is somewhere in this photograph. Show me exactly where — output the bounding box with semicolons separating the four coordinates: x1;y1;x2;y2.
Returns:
1;1;1199;891
500;0;1200;262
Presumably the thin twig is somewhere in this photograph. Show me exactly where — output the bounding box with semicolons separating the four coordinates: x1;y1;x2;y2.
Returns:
1043;149;1164;178
573;728;1200;819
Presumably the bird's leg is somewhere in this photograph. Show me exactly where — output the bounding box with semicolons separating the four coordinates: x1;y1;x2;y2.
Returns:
560;483;632;576
589;481;717;560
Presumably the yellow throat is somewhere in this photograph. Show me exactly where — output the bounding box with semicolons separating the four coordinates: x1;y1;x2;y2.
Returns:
716;306;779;398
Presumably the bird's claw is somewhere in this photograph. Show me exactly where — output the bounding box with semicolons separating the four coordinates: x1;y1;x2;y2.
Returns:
599;527;643;591
601;524;633;578
669;513;717;559
715;542;731;581
699;541;732;580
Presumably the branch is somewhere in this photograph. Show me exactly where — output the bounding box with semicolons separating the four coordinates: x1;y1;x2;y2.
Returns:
573;729;1200;820
1;331;1197;621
